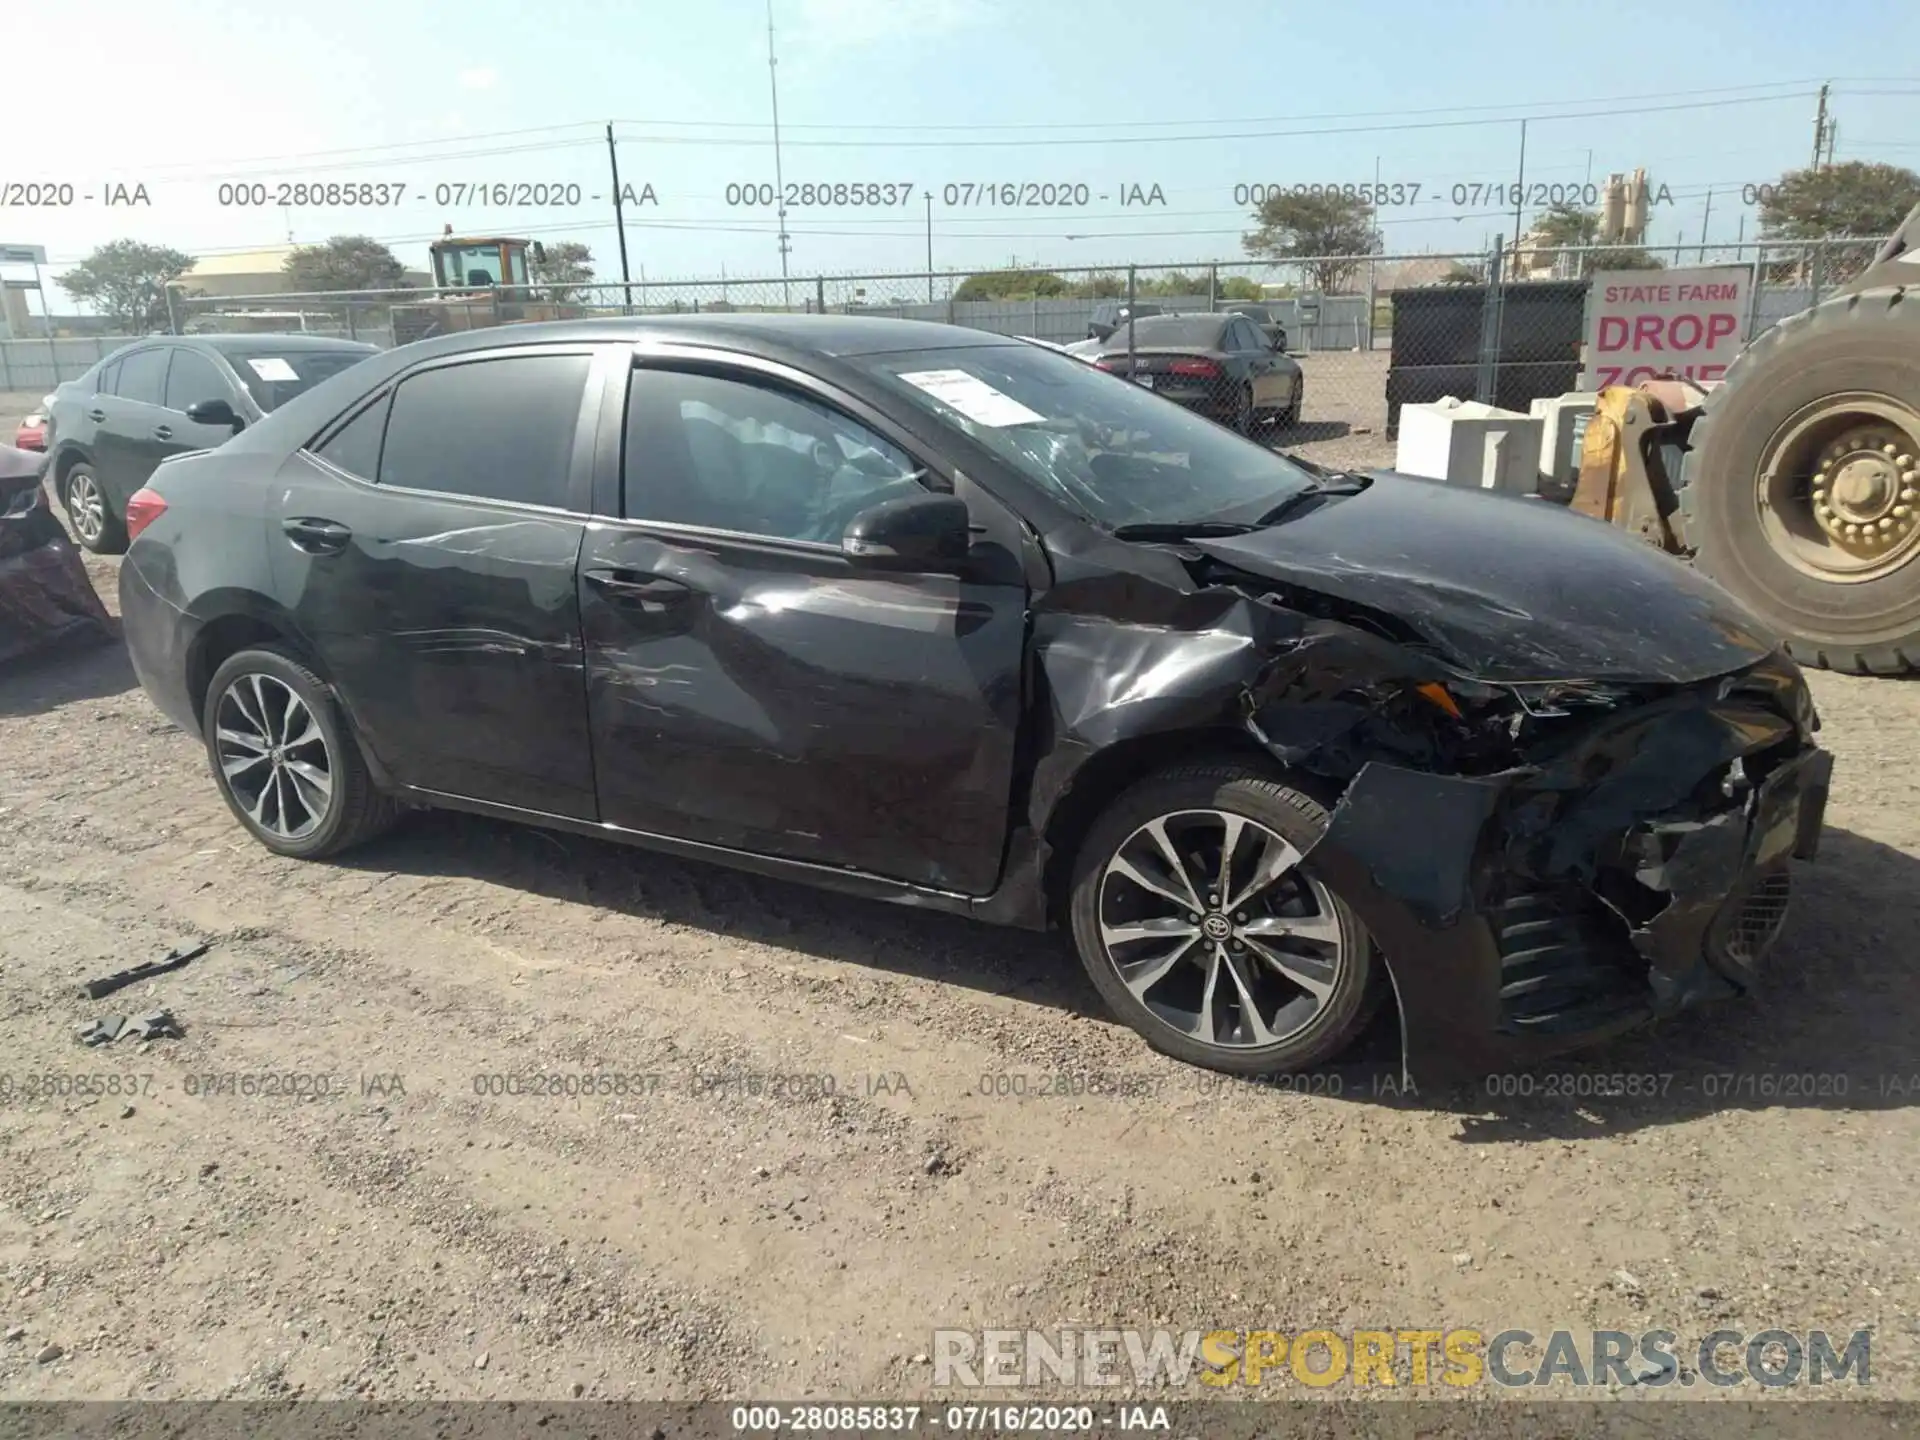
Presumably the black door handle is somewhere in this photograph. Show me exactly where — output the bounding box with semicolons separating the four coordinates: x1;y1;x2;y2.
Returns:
153;424;173;440
585;568;695;607
87;407;106;422
281;516;352;555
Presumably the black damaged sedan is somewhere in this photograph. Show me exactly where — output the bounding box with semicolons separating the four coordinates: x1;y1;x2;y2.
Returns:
117;317;1831;1082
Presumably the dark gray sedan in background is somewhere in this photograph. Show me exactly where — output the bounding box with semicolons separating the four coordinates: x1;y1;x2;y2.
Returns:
45;334;376;554
1094;313;1302;434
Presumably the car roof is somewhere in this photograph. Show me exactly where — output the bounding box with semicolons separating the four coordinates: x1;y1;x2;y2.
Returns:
191;334;380;356
98;333;378;360
379;313;1026;365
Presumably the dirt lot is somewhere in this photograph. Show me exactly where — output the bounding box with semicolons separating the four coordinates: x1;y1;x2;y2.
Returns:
3;474;1919;1415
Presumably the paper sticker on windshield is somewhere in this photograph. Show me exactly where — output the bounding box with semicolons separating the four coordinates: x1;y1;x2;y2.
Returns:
246;357;300;382
898;369;1044;428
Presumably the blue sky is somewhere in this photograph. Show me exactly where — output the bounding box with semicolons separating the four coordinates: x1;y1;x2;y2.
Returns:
12;0;1920;306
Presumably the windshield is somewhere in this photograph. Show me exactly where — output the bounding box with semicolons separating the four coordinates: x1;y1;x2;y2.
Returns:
853;344;1315;529
1104;315;1227;349
222;348;375;412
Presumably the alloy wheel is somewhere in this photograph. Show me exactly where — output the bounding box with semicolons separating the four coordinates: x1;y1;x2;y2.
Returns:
213;673;335;841
1095;808;1347;1050
67;472;105;545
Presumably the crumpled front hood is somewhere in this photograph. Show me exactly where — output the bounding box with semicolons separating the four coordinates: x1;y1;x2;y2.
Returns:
1193;472;1779;683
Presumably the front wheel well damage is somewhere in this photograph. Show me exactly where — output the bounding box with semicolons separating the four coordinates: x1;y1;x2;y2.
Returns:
1038;726;1295;923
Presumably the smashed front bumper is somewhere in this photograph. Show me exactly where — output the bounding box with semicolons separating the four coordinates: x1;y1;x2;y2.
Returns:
1293;672;1832;1084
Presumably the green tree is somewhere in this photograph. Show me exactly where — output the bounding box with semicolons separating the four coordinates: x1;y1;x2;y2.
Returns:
1589;248;1665;272
953;268;1070;301
1533;201;1600;248
60;240;196;333
1439;262;1483;285
1139;270;1206;297
1759;161;1920;240
1242;191;1380;292
531;240;595;301
1218;276;1266;301
284;235;407;292
1065;272;1126;299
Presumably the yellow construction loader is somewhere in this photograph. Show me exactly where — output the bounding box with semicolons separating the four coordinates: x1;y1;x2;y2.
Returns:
1576;201;1920;675
390;231;580;346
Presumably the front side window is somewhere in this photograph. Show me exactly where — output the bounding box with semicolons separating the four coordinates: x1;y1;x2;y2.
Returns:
852;343;1314;531
164;350;230;413
114;349;170;406
378;354;590;508
623;369;924;545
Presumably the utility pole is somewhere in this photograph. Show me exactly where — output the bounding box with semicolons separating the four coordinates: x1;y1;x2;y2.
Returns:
1510;119;1528;270
605;123;632;313
766;0;792;308
1811;82;1831;168
924;192;933;302
1699;189;1713;263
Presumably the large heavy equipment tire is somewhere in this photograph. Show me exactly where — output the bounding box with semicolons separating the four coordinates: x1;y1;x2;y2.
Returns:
1682;285;1920;675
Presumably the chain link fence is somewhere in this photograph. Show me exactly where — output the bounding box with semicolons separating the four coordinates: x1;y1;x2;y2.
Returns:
6;236;1888;475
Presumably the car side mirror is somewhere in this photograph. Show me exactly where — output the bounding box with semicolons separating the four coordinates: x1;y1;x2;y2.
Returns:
842;491;970;571
185;397;243;432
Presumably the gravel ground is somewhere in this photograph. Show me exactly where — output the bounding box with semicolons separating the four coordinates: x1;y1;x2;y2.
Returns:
2;448;1918;1418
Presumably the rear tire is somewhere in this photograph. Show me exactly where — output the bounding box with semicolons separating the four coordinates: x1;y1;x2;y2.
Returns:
202;646;399;859
1231;383;1255;436
1684;287;1920;674
1068;764;1377;1076
63;462;126;555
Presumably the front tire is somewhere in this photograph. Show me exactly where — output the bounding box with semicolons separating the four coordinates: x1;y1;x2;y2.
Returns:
1068;764;1376;1075
64;462;126;554
201;646;398;859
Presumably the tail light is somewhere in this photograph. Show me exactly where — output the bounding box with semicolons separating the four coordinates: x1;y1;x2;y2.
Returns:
125;488;167;541
1168;357;1221;377
1094;358;1120;371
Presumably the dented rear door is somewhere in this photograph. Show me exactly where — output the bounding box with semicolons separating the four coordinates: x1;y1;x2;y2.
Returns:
272;345;605;819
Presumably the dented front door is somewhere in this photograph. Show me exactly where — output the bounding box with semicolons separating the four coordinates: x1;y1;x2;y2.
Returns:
578;359;1029;894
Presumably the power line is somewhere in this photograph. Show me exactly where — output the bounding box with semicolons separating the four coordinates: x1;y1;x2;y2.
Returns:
613;92;1824;149
609;79;1836;134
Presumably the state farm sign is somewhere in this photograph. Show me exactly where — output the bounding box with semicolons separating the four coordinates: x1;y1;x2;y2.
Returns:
1580;265;1750;391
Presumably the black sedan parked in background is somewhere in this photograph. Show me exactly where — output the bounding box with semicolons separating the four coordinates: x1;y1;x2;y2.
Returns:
1095;313;1302;434
1218;301;1289;352
45;334;377;553
1086;300;1163;341
117;315;1828;1083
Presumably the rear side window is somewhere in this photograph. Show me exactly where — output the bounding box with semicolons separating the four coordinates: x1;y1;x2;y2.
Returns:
164;350;229;412
313;393;391;480
377;354;591;508
115;349;170;406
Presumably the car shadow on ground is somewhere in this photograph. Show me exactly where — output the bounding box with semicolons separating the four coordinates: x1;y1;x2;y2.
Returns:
336;807;1100;1017
1268;419;1352;445
335;809;1920;1140
0;631;134;718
